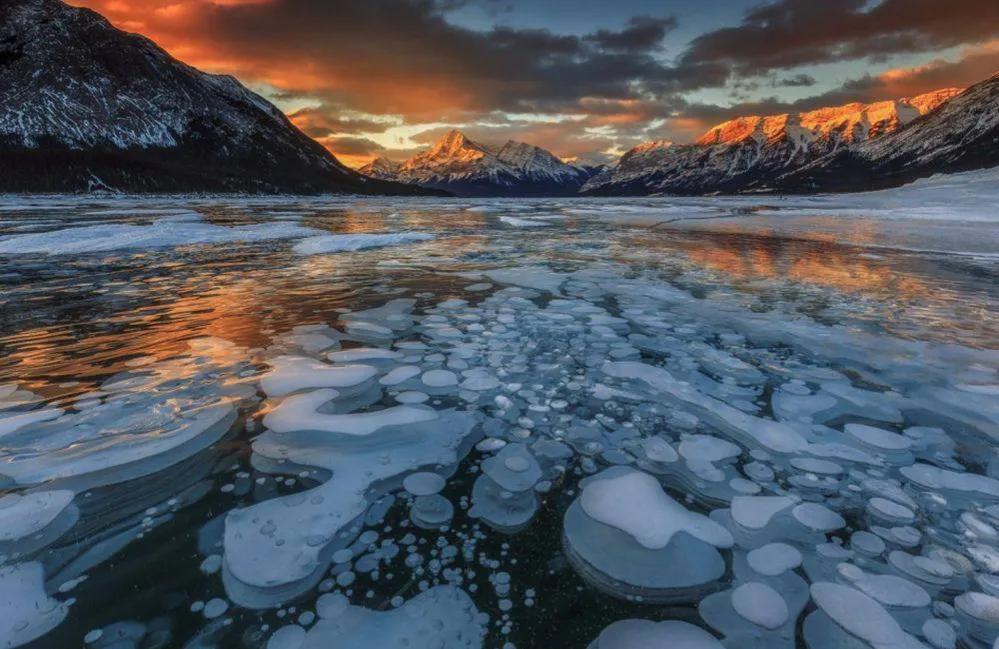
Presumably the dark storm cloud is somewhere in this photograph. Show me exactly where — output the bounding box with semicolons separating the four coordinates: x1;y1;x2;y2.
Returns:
681;0;999;75
75;0;998;163
163;0;714;118
586;16;678;52
323;136;386;156
773;73;816;87
288;108;392;137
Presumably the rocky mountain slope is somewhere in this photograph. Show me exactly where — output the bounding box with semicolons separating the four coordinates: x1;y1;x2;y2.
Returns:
0;0;432;194
582;86;976;196
778;73;999;192
358;157;402;180
362;130;592;197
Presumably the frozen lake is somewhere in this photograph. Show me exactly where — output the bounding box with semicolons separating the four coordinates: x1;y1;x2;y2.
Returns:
0;169;997;649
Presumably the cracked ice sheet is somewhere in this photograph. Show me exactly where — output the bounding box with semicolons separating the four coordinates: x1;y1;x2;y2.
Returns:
483;266;568;293
0;218;322;255
223;405;479;608
0;338;249;492
601;168;999;258
602;361;808;454
0;563;69;649
291;232;434;255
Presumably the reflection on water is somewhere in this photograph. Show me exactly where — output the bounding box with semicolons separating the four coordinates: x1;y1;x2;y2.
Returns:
619;227;996;346
0;196;995;649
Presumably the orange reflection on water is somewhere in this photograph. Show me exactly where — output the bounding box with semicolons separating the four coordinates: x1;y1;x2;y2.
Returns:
618;223;998;346
630;217;926;300
0;273;271;400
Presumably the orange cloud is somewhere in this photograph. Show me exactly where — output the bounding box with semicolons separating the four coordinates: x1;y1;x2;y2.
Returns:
873;41;999;97
65;0;995;163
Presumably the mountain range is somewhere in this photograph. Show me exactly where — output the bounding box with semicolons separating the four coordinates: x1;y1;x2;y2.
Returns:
777;73;999;192
0;0;433;195
365;78;997;197
580;86;990;195
0;0;996;197
360;130;597;197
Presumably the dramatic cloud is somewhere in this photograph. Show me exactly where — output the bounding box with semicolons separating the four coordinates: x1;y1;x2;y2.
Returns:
70;0;997;165
865;41;999;97
77;0;709;119
288;108;393;138
773;73;816;87
586;16;677;52
682;0;999;76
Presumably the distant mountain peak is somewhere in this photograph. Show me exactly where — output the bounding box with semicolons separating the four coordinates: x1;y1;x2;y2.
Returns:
694;89;964;150
402;129;489;170
582;80;992;197
431;129;486;156
370;131;589;196
632;139;674;153
358;156;402;179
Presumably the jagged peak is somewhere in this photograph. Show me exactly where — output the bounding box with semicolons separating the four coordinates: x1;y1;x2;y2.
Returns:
359;156;401;175
904;88;963;114
498;139;539;153
427;129;487;156
496;140;564;167
631;139;674;154
696;114;792;146
689;87;966;149
3;0;102;27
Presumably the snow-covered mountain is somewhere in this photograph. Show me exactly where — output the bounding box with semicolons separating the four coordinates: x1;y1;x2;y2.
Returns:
0;0;433;194
363;130;592;196
357;157;402;180
582;87;969;196
778;73;999;192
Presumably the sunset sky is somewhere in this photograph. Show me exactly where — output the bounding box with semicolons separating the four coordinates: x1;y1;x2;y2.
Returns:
71;0;999;168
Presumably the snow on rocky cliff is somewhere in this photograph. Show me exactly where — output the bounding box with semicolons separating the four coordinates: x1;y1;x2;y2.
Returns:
0;0;430;194
582;86;971;196
362;130;590;197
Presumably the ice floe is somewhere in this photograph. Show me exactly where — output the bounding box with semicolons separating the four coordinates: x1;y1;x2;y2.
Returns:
292;232;433;255
564;467;732;602
274;586;485;649
0;563;69;649
0;218;319;255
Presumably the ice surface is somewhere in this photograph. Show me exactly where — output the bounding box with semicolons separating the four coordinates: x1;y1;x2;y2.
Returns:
747;543;802;575
0;490;73;542
0;563;69;649
224;406;478;606
901;464;999;500
3;185;998;647
0;407;63;438
499;216;546;227
837;563;930;608
808;582;928;649
482;267;567;293
578;470;732;550
588;619;724;649
263;392;437;436
730;496;796;530
602;361;808;454
730;582;789;629
565;467;732;602
260;357;377;398
327;348;403;363
0;218;319;255
403;472;446;496
285;586;484;649
292;232;433;255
